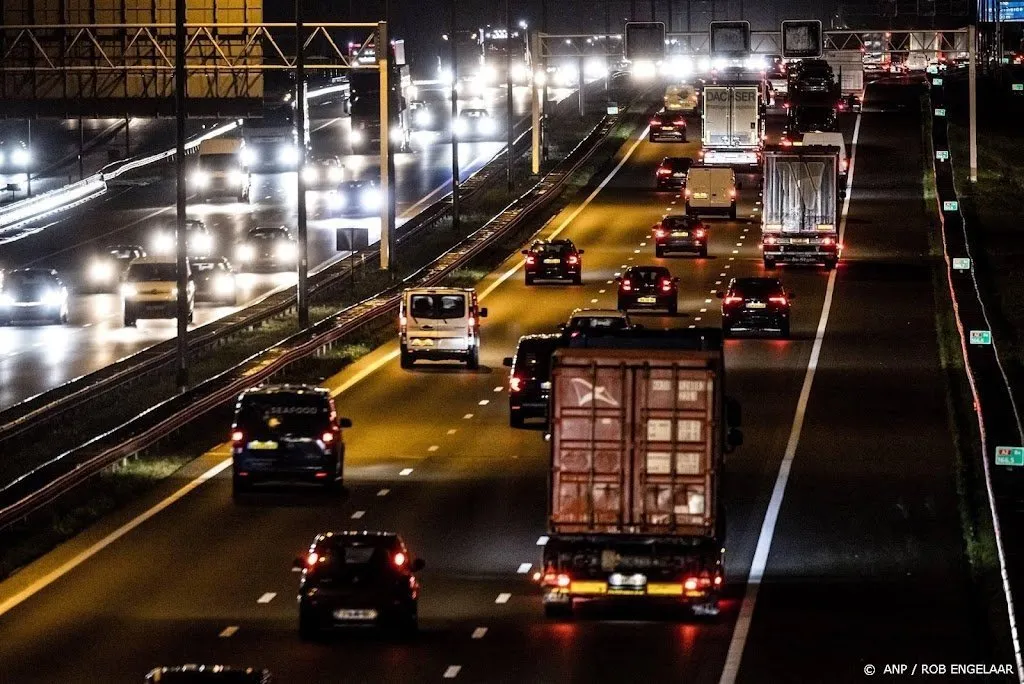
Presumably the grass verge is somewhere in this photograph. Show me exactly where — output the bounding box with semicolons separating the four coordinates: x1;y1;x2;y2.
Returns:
0;98;645;583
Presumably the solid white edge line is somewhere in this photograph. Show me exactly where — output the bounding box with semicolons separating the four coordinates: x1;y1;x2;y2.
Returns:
718;106;863;684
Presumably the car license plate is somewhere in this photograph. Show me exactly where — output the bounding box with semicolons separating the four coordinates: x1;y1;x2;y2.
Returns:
793;238;810;244
693;192;709;199
540;381;552;390
248;440;279;450
410;338;435;347
672;172;684;177
638;296;657;303
671;231;689;237
661;126;675;131
543;258;561;264
746;302;767;309
333;609;378;621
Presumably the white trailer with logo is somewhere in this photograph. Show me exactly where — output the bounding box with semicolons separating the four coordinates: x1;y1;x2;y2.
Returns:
761;146;841;269
700;84;763;168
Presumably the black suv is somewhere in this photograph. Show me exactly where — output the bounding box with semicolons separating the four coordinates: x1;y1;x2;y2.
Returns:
718;277;793;338
648;111;688;142
655;156;693;190
616;266;679;314
784;104;838;138
230;384;351;496
653;215;708;257
295;531;425;639
523;239;584;285
234;226;297;273
503;334;562;428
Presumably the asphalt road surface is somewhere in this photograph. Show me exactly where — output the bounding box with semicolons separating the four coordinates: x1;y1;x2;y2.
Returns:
0;81;1003;683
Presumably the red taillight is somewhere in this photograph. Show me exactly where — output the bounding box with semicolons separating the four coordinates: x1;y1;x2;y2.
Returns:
566;254;579;265
660;279;673;292
764;235;778;245
654;228;668;238
724;296;743;305
509;375;524;393
557;573;571;588
657;167;671;176
673;119;686;126
525;254;536;265
321;431;334;444
684;188;692;198
231;430;244;444
621;279;632;292
821;236;835;246
769;296;788;305
693;228;706;239
683;577;699;592
650;118;660;126
393;552;407;568
306;552;319;567
729;188;737;199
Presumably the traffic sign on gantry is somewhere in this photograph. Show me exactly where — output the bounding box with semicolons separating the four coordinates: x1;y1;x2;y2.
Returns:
709;21;750;56
782;20;823;58
625;22;667;61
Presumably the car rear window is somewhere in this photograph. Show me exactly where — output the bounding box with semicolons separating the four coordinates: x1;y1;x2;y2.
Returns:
733;280;782;297
569;316;628;332
515;342;559;376
408;293;467;320
663;216;697;229
235;394;331;437
537;243;571;255
312;538;393;579
627;268;670;285
127;263;177;281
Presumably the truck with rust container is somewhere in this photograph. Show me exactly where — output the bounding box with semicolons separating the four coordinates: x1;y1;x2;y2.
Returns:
761;146;842;270
537;328;742;619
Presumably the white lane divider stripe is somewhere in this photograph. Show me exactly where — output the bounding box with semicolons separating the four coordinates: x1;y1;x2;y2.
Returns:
377;488;390;497
351;510;365;519
517;562;533;574
463;413;474;420
219;626;239;638
478;399;490;406
399;468;414;476
536;535;549;546
471;627;488;639
257;592;276;604
427;445;439;452
495;593;512;604
718;105;864;684
443;665;462;679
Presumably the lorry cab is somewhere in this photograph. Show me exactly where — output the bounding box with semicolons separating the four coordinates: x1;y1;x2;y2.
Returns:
663;84;699;113
399;287;487;370
193;138;250;202
684;167;737;219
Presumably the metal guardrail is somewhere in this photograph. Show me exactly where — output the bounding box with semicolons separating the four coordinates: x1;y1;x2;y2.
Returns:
0;100;635;528
0;115;542;451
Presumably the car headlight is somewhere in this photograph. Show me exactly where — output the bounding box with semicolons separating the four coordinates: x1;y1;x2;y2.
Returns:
350;129;364;146
511;63;528;82
191;233;213;253
0;293;13;307
438;67;454;85
302;166;319;183
236;244;255;262
191;170;210;188
153;232;174;255
11;149;30;167
276;241;297;261
121;283;138;298
327;191;346;210
631;59;657;80
360;188;382;210
228;170;247;187
43;290;64;307
214;274;235;296
453;119;469;137
415;109;433;127
479;64;498;84
327;166;344;182
89;261;114;283
278;145;299;166
477;118;496;135
240;147;257;166
533;70;548;87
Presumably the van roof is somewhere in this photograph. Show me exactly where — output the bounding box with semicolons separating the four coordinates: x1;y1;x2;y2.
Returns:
403;287;475;295
129;256;178;265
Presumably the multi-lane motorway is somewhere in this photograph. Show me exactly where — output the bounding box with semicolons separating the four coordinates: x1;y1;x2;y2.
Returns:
0;80;1003;683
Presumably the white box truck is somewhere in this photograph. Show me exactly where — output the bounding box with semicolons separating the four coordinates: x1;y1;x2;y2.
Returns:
700;84;763;167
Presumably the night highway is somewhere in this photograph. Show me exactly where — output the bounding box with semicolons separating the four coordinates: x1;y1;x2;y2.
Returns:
0;78;1000;683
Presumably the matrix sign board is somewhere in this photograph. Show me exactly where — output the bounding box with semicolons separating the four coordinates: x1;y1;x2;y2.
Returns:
709;21;750;55
625;22;666;61
781;20;823;58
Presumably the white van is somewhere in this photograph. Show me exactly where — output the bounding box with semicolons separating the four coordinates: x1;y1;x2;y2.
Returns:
194;138;250;202
906;52;929;72
684;166;737;219
664;84;699;113
801;132;849;181
399;287;488;369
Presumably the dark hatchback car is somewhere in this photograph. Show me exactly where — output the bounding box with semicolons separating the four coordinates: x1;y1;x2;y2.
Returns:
0;268;69;325
295;531;425;639
502;333;563;428
653;215;708;257
190;257;237;306
655;156;693;190
230;384;352;496
327;179;382;217
523;239;584;285
784;104;838;137
234;227;296;273
144;666;272;683
648;110;688;143
616;266;679;314
718;277;794;338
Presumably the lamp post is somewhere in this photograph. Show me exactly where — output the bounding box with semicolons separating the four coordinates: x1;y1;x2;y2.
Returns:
174;0;189;390
450;0;461;232
296;0;310;327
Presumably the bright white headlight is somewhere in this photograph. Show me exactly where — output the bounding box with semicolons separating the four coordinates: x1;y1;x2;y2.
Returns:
240;148;257;166
415;109;433;127
511;63;528;82
631;60;657;80
153;232;174;255
278;145;299;166
228;170;246;186
327;166;344;182
191;233;213;253
453;118;469;137
214;274;235;295
191;170;210;188
43;290;64;307
360;188;382;210
236;244;255;262
0;293;13;306
328;191;346;210
11;149;30;167
120;283;138;298
302;166;319;183
584;58;608;80
275;241;297;261
89;261;114;282
350;129;364;146
477;117;496;135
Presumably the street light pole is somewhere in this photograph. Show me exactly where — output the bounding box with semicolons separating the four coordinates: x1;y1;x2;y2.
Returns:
384;0;397;271
450;0;461;232
506;0;514;190
296;0;310;327
174;0;189;390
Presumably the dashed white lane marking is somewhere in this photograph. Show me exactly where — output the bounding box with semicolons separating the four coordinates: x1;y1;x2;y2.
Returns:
428;445;439;452
591;298;598;303
736;242;742;247
633;249;640;254
715;280;722;285
377;488;390;496
732;249;739;254
639;242;647;246
700;308;708;313
351;510;366;519
536;535;549;545
495;593;512;604
443;666;462;679
607;280;613;284
725;264;731;268
709;290;716;294
399;468;414;476
599;289;606;294
446;429;458;435
720;272;727;276
257;592;276;604
705;299;712;304
628;257;634;261
478;399;489;406
472;627;489;639
517;562;533;574
219;626;239;638
620;264;627;268
688;324;696;328
695;317;702;321
463;413;474;419
493;386;503;392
